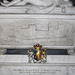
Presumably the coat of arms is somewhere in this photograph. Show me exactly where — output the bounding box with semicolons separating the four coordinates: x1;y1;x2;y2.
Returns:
28;44;47;63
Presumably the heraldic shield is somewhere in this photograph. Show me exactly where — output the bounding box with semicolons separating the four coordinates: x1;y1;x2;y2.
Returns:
28;44;47;63
34;50;42;61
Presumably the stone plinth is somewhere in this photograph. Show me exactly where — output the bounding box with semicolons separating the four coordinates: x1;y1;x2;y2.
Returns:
0;55;75;75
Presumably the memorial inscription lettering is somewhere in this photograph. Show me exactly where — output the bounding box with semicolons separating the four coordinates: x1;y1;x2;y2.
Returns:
0;66;67;75
13;68;61;74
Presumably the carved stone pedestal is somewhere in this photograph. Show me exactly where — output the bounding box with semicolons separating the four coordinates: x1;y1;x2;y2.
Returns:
0;49;7;55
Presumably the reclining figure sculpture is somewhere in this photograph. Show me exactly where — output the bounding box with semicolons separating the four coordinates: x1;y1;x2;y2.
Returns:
0;0;73;14
1;0;72;7
1;0;53;7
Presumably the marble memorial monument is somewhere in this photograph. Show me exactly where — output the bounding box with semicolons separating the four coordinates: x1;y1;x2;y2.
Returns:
0;0;75;75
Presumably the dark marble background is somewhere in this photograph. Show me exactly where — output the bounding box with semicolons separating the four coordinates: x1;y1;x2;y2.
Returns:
70;0;75;6
5;49;69;55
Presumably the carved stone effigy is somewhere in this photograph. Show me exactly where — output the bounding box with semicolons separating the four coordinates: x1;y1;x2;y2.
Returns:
0;0;74;14
0;0;75;75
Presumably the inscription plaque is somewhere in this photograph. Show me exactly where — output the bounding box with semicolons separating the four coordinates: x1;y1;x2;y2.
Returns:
0;66;67;75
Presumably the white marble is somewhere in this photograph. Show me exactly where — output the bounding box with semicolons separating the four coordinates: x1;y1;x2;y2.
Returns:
1;0;53;7
0;6;75;14
0;0;74;14
0;1;75;75
0;14;75;54
0;55;75;75
0;55;7;62
0;55;75;64
5;55;23;63
22;55;28;63
0;1;75;74
0;15;74;47
0;66;68;75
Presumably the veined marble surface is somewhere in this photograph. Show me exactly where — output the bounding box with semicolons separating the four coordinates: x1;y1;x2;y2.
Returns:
0;15;74;46
0;55;75;75
0;55;75;64
0;1;75;75
0;14;75;55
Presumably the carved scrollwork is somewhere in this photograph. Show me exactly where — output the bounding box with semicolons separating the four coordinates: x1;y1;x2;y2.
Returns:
67;49;75;55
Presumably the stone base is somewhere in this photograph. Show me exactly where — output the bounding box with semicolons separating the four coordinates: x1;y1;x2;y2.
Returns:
0;55;75;75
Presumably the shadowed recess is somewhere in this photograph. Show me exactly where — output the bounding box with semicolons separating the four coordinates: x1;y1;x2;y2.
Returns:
5;49;69;55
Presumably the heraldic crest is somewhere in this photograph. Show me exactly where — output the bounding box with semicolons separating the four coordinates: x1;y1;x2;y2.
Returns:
28;44;47;63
